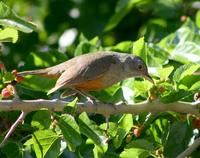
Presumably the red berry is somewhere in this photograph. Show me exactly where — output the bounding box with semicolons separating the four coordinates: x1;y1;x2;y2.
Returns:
6;85;14;94
158;87;165;93
12;69;18;76
15;76;24;83
1;88;11;98
192;118;200;129
0;63;4;69
133;128;141;137
181;15;187;22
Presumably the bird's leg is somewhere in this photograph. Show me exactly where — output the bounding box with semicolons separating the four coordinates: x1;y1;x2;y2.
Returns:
105;116;110;132
71;88;98;105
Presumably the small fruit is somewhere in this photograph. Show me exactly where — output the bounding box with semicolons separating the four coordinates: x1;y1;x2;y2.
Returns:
158;86;165;93
1;88;11;98
6;85;14;94
133;128;141;137
192;118;200;129
181;15;187;22
1;84;14;98
15;76;24;83
12;69;18;76
149;87;157;101
0;63;4;69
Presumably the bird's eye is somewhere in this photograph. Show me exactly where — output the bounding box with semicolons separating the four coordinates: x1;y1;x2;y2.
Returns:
138;64;143;70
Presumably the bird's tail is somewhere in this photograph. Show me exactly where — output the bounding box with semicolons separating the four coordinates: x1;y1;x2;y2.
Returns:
17;68;50;76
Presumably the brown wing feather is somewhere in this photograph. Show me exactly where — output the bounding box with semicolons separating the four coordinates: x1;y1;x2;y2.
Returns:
47;53;119;94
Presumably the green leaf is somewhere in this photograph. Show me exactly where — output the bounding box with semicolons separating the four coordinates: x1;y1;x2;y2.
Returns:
3;72;14;83
132;37;146;63
158;66;174;80
158;18;200;64
0;27;18;43
16;84;47;99
74;36;99;56
133;80;153;94
32;129;60;158
25;51;68;69
190;80;200;91
160;89;191;103
196;10;200;29
21;75;55;92
147;118;170;145
146;43;169;67
63;97;78;114
164;121;193;158
120;148;150;158
1;142;23;158
179;75;200;91
126;139;156;151
58;114;82;150
0;2;36;33
100;122;118;138
113;114;133;148
78;112;108;152
170;41;200;64
107;41;133;53
31;110;51;130
104;0;143;31
121;78;135;104
173;64;200;83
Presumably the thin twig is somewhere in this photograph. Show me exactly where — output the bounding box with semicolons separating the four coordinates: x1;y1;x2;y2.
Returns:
177;137;200;158
0;111;27;148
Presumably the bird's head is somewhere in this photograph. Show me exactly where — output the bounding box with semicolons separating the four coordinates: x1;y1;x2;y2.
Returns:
123;55;154;83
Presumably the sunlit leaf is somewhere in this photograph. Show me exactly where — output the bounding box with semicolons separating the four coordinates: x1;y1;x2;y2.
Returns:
0;2;36;33
160;89;191;103
31;110;51;130
132;37;146;63
126;139;156;151
196;10;200;29
120;148;150;158
78;112;108;152
113;114;133;148
32;130;60;158
58;114;82;150
2;72;15;83
173;64;200;83
0;27;18;43
104;0;143;31
158;66;174;80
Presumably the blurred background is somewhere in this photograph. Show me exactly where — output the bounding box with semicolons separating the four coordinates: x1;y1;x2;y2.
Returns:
1;0;200;70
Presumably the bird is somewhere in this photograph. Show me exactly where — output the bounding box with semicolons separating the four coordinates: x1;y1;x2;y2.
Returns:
17;51;153;131
17;51;153;98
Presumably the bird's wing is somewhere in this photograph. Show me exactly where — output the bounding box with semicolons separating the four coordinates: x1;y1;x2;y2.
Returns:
47;53;119;94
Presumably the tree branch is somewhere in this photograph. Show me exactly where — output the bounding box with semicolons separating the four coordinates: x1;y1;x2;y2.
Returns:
177;137;200;158
0;99;199;117
0;110;27;148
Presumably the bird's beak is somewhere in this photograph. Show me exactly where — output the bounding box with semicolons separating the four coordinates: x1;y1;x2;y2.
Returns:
144;74;154;84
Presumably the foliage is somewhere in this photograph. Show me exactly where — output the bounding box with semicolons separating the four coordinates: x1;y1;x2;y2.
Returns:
0;1;200;158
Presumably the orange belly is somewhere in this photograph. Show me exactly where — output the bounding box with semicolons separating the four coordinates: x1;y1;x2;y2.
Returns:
74;77;105;91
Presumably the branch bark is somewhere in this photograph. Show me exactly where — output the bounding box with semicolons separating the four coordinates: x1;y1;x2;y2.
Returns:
0;111;27;148
0;99;199;117
177;137;200;158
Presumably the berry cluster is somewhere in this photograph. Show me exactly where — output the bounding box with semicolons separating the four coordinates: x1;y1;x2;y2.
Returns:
0;64;24;98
